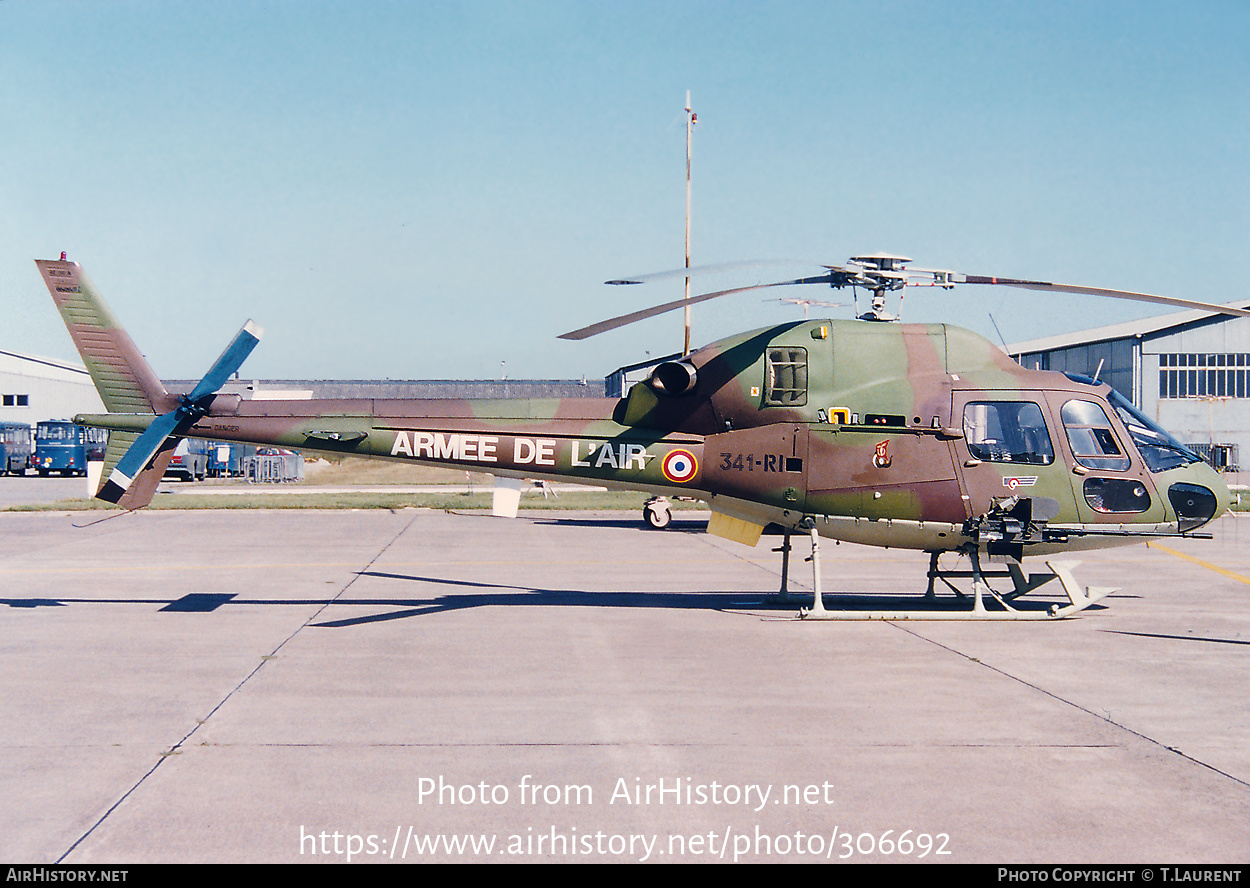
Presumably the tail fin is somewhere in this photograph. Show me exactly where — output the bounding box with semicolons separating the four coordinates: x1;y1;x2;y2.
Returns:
37;257;181;507
36;258;172;415
96;430;179;510
38;256;263;510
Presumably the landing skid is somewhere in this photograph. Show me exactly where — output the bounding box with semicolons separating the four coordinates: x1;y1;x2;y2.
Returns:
777;525;1115;621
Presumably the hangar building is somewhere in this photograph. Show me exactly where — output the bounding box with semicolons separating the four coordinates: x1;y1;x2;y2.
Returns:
0;348;105;427
1009;299;1250;472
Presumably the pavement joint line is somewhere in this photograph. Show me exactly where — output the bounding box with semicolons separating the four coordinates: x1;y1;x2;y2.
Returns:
696;533;817;592
54;512;423;864
1145;541;1250;585
889;623;1250;791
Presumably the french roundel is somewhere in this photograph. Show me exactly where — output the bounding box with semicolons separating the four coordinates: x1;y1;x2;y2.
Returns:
662;449;698;483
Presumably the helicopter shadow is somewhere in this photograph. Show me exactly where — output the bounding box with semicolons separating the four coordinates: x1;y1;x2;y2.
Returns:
0;576;792;625
316;570;785;627
0;569;1102;625
315;568;1092;627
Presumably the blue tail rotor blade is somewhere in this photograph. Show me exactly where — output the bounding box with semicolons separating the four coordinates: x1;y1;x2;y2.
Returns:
186;320;263;403
97;410;182;503
97;320;263;506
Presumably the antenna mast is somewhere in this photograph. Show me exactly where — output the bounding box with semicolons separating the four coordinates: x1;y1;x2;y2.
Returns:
683;91;696;355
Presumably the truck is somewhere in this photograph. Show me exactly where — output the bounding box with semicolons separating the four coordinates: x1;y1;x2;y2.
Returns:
0;422;32;475
34;421;105;477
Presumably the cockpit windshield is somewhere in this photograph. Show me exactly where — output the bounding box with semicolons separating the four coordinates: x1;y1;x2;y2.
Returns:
1062;374;1202;473
1109;391;1202;472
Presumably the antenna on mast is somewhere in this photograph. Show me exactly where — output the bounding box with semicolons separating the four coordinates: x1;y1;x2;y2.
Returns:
683;90;696;355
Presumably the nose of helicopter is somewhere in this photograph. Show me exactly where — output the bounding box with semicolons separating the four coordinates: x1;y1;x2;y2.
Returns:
1168;460;1231;532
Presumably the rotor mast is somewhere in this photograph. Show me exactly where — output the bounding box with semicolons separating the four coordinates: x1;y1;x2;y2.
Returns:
848;253;911;321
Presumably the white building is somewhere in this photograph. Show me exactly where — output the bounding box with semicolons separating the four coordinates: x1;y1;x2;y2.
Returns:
0;349;105;428
1010;299;1250;472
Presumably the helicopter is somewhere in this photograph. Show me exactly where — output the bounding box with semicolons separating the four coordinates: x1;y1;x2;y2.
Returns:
37;252;1245;620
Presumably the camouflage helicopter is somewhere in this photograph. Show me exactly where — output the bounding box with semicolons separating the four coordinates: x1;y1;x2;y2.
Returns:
38;253;1245;620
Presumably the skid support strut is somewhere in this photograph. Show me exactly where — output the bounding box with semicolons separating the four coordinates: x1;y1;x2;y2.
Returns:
799;540;1117;621
775;526;795;601
804;520;826;617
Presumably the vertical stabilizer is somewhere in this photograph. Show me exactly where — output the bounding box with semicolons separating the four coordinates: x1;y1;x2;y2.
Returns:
38;259;262;509
94;429;178;509
36;259;170;414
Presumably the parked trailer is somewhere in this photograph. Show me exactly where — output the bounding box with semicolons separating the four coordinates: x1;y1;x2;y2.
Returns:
245;448;304;483
208;442;255;477
0;422;32;475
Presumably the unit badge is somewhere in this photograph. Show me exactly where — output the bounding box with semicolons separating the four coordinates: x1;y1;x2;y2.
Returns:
873;440;893;469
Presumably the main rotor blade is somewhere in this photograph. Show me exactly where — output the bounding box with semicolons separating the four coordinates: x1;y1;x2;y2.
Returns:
957;276;1250;318
569;254;1250;343
560;275;835;340
186;320;264;403
605;260;816;286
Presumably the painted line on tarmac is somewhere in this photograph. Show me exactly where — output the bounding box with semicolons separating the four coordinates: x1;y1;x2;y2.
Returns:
0;557;698;574
1146;542;1250;586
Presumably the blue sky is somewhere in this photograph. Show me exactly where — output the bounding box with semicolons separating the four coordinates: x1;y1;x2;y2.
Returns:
2;0;1248;382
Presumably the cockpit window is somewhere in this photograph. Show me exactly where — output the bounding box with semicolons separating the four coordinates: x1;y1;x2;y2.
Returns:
1083;477;1151;513
962;401;1055;465
1061;400;1130;471
765;348;808;406
1105;388;1202;473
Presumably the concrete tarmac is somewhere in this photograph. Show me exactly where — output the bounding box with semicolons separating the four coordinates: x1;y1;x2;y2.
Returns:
0;474;600;506
1;506;1247;863
0;475;87;508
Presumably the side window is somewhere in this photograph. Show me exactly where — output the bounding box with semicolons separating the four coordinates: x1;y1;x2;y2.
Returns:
1061;400;1130;471
1083;478;1150;513
962;401;1055;465
764;348;808;406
